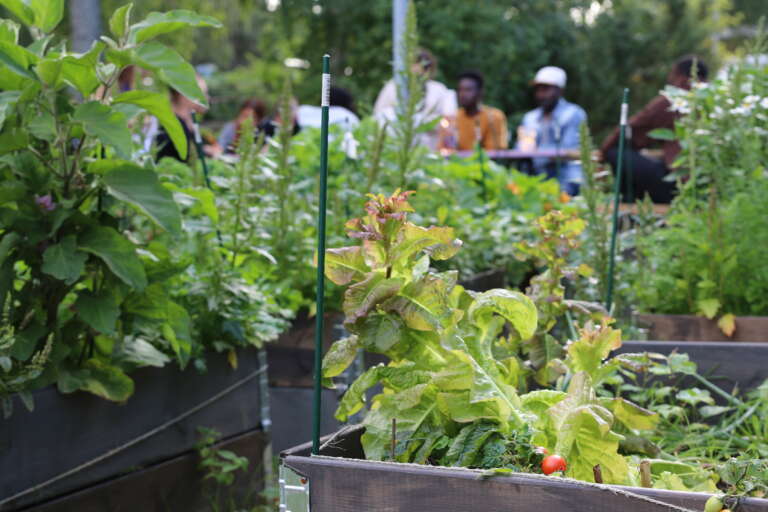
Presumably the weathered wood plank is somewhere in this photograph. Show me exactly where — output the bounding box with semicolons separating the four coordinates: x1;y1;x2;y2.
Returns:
1;351;263;510
284;454;768;512
20;429;267;512
621;341;768;393
636;314;768;342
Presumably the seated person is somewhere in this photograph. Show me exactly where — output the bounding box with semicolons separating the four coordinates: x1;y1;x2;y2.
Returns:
452;70;508;151
298;86;360;131
218;98;267;152
516;66;586;196
374;48;457;150
144;74;220;161
600;56;708;204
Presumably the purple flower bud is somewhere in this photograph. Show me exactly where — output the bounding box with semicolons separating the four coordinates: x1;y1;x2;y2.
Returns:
35;194;56;212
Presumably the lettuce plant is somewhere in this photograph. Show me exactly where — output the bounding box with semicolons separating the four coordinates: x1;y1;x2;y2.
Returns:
323;192;658;485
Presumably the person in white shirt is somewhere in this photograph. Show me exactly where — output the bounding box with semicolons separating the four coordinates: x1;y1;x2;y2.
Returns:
373;48;457;149
298;86;360;132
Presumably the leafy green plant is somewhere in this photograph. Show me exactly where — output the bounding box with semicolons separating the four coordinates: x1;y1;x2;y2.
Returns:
321;192;659;486
631;47;768;326
0;3;289;406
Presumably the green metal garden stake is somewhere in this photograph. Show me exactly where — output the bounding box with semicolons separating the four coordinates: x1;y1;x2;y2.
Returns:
312;54;331;456
605;89;629;313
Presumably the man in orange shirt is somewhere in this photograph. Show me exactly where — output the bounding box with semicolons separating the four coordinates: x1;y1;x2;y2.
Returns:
454;71;508;151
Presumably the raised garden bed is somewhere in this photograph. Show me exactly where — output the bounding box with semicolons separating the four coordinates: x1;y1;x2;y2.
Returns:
280;341;768;512
282;427;768;512
1;350;265;511
636;314;768;342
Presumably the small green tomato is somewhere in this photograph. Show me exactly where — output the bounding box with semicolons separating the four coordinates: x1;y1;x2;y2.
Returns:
704;495;723;512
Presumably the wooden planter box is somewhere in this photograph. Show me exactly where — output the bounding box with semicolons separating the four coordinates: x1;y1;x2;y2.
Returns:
280;341;768;512
22;429;268;512
1;351;265;511
636;314;768;342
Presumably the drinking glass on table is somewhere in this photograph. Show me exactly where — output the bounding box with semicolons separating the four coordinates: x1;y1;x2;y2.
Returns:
517;126;537;152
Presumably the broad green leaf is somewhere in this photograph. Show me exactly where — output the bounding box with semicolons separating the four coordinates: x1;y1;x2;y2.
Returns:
134;42;206;106
0;39;38;79
565;323;622;384
166;185;218;223
699;405;731;418
28;110;56;140
113;90;187;160
75;291;120;335
109;3;133;39
29;0;64;32
129;10;221;44
343;273;403;322
79;226;147;290
676;388;713;407
444;422;497;467
0;127;29;154
602;397;659;430
322;335;360;379
384;274;453;331
34;56;63;88
123;283;169;320
77;359;134;401
56;41;104;97
351;313;404;353
103;164;182;234
666;352;697;375
121;336;170;368
696;297;720;319
73;101;132;157
336;364;430;422
0;19;19;43
0;90;19;131
437;391;513;425
520;389;567;417
717;313;736;337
468;289;537;340
548;372;628;484
390;223;462;267
324;246;368;285
41;235;87;285
361;383;438;461
0;0;35;26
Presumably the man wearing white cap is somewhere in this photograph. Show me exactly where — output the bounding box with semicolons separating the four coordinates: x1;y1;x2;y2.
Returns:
515;66;586;195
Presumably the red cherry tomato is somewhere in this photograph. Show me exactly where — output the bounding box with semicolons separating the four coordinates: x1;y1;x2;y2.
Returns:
541;454;567;475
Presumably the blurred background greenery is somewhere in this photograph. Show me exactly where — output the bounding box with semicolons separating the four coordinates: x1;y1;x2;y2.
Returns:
9;0;768;136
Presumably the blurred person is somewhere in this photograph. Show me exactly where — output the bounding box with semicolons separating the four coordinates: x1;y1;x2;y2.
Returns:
298;86;360;131
218;98;268;152
600;56;709;203
450;70;508;151
516;66;586;196
373;48;457;149
145;74;221;161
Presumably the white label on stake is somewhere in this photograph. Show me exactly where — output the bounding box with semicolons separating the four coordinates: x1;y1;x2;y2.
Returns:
620;103;628;126
192;122;202;144
321;73;331;107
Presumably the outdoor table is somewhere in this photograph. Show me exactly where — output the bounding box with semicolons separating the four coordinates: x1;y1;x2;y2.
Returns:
449;149;580;161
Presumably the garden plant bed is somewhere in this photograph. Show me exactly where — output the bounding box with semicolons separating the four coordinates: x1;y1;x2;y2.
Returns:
636;315;768;343
0;351;265;511
282;427;768;512
281;341;768;511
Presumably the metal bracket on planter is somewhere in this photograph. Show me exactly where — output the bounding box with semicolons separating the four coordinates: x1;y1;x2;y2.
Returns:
258;349;274;482
279;463;310;512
